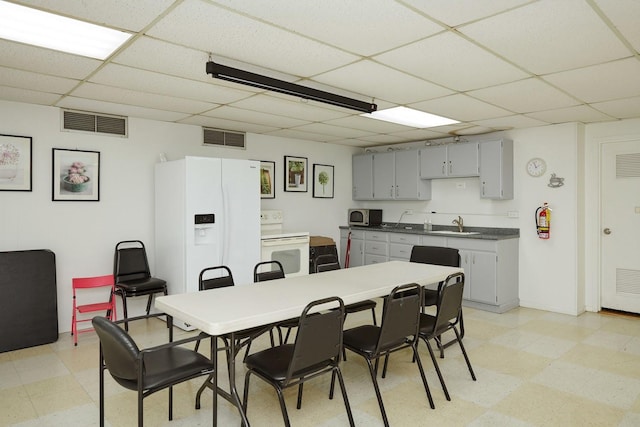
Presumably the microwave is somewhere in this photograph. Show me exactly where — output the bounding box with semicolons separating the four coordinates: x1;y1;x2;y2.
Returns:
348;209;383;227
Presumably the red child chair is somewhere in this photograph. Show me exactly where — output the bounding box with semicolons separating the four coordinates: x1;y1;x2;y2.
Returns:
71;274;116;346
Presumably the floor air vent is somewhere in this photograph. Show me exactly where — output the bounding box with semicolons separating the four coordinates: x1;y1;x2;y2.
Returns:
62;110;127;137
203;127;246;149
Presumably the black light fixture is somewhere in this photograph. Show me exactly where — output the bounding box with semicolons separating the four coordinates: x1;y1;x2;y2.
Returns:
206;60;377;114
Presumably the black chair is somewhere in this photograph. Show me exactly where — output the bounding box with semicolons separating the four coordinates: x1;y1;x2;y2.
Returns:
418;272;476;401
92;314;214;427
315;254;377;326
253;260;292;346
340;283;434;426
409;245;464;347
243;296;355;427
113;240;167;331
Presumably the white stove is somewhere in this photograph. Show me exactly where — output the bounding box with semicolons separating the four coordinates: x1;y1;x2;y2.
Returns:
260;210;310;277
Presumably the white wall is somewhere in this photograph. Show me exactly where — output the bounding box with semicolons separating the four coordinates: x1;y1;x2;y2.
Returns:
0;100;359;334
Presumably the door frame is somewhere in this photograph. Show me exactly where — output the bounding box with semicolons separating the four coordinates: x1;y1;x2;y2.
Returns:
584;132;640;312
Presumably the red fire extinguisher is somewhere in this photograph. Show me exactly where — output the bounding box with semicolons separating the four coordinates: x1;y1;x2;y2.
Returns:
535;202;551;239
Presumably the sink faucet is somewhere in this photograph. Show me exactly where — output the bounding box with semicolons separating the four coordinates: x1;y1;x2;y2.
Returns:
452;216;464;232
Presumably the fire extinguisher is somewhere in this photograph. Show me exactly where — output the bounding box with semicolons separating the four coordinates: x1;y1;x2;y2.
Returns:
535;202;551;239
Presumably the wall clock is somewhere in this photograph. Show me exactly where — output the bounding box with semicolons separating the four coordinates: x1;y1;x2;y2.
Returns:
526;157;547;177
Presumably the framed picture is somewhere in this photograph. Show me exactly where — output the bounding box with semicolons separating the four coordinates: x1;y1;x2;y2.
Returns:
284;155;307;192
313;164;334;198
0;134;32;191
52;148;100;201
259;160;275;199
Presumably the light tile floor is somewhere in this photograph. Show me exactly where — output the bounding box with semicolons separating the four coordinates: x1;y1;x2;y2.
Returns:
1;305;639;426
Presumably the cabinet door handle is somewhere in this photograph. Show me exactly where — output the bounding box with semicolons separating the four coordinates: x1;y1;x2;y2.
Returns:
449;161;452;174
390;187;394;197
442;162;446;175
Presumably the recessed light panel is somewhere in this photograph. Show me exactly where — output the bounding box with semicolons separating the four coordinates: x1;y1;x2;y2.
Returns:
0;1;131;60
362;106;459;128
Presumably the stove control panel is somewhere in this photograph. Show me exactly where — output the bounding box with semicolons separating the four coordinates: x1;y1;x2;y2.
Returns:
260;210;283;225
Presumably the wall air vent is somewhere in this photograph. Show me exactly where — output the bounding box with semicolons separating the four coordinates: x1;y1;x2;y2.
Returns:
203;127;246;149
62;109;127;137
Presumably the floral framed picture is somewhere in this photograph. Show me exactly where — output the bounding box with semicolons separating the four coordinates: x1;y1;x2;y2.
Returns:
284;155;307;192
52;148;100;201
0;134;32;191
313;164;334;198
260;160;275;199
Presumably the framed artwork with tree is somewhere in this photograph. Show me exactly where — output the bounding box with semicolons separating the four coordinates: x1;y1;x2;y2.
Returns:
284;155;307;192
312;164;334;198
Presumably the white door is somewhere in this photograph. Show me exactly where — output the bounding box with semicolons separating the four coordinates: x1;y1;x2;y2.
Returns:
601;140;640;313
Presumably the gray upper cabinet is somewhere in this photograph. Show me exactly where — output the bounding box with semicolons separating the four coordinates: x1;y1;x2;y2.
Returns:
352;153;373;200
479;139;513;200
352;150;431;201
419;142;479;179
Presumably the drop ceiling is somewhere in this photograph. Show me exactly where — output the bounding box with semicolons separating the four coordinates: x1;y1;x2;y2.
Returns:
1;0;639;147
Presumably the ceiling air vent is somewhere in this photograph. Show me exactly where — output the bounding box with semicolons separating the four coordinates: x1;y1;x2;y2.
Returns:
62;109;127;137
203;127;246;149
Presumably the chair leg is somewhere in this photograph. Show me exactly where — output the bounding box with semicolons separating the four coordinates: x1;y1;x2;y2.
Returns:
411;343;435;410
422;337;450;401
371;307;377;326
275;387;291;427
242;371;252;424
334;367;356;427
296;383;304;409
138;383;144;427
453;327;476;381
168;385;173;421
145;294;153;315
119;292;129;332
382;352;390;378
365;358;390;427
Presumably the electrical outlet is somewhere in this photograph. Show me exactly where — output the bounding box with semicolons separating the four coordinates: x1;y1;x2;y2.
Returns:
456;182;466;189
507;211;519;218
405;209;413;215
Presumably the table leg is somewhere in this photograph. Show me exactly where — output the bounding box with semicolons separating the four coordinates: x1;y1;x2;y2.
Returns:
212;336;217;427
228;332;250;427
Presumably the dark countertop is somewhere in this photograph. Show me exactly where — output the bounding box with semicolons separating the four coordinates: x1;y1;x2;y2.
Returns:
340;223;519;240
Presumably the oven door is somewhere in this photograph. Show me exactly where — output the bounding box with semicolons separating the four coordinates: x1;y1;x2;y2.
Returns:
261;236;310;277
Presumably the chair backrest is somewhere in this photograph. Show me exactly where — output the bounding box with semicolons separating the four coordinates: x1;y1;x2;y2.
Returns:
315;254;341;273
114;240;151;282
253;260;285;282
73;274;115;292
92;316;140;387
199;265;234;291
409;246;460;268
432;272;465;332
376;283;422;354
287;297;345;383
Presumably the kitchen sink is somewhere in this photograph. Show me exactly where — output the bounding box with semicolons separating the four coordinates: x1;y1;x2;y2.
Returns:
428;230;481;235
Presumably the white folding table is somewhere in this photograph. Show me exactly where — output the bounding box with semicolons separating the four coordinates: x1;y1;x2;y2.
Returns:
155;260;462;426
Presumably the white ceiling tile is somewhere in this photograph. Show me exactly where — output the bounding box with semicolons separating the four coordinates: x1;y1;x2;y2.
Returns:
526;105;614;124
57;97;191;122
473;114;550;130
591;97;640;120
0;66;78;94
14;0;176;32
411;94;512;122
460;0;631;74
374;32;528;91
202;106;307;128
265;128;342;143
292;123;376;139
229;95;349;122
402;0;532;27
0;40;101;79
325;115;413;134
211;0;443;56
91;64;253;104
179;115;278;134
468;78;580;113
0;85;61;105
71;83;218;114
595;0;640;52
314;60;453;105
543;58;640;103
147;0;358;77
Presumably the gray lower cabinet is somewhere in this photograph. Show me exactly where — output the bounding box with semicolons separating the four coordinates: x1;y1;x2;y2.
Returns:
339;229;364;267
448;237;519;313
340;228;519;313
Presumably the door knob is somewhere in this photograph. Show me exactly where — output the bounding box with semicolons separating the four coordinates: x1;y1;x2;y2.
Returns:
603;228;611;235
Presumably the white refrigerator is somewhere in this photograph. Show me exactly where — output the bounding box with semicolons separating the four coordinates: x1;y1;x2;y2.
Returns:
155;156;260;330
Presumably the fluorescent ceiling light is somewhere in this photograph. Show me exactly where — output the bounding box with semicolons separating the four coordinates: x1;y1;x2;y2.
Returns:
0;1;131;60
362;106;459;128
